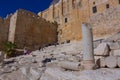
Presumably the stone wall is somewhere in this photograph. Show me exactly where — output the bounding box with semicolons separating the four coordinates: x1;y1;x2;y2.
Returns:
0;15;11;50
0;17;4;49
38;0;85;43
89;5;120;38
8;9;58;50
38;0;120;43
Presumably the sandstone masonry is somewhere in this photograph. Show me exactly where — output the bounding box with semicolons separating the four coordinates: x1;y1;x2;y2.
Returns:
9;9;58;50
0;9;58;50
0;15;11;50
38;0;120;43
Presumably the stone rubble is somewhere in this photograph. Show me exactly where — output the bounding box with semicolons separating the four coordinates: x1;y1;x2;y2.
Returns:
0;33;120;80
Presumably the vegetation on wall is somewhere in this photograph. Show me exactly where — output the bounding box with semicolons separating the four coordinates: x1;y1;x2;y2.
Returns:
4;41;17;58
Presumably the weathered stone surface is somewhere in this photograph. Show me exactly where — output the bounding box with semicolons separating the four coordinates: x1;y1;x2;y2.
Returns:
94;43;109;56
21;65;42;80
93;39;103;48
0;52;4;62
90;6;120;39
81;60;95;70
32;59;37;63
21;66;30;77
40;68;79;80
82;23;95;70
0;15;11;50
1;67;12;73
11;66;18;71
105;32;120;42
117;57;120;67
59;61;81;71
94;56;104;64
108;42;120;50
0;52;4;67
29;67;42;80
105;56;117;68
9;9;58;50
38;0;120;43
99;57;106;68
111;50;120;56
1;39;120;80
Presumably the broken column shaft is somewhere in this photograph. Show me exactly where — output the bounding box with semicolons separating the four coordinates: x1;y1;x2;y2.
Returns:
82;23;95;70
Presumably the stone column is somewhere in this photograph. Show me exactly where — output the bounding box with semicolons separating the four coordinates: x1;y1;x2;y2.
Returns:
82;22;95;70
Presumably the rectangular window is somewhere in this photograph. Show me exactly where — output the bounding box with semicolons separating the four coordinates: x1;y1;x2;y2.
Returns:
106;4;109;9
93;6;97;13
65;18;68;23
93;2;95;5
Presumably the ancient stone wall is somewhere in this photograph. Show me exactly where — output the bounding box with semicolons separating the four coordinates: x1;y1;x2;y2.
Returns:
0;15;11;50
38;0;120;43
9;9;58;50
89;5;120;38
0;17;4;49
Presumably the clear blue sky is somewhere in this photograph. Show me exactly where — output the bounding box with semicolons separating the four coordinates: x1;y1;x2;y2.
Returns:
0;0;53;18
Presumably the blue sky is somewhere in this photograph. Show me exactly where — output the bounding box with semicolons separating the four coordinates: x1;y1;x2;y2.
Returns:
0;0;53;18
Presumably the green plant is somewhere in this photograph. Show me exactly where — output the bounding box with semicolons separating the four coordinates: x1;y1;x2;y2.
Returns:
4;41;17;58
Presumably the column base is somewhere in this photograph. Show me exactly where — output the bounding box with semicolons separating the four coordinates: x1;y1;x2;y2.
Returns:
81;60;96;70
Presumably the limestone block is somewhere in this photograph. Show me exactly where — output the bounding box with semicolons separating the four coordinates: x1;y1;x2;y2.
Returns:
21;66;30;76
21;66;42;80
11;66;18;71
76;54;83;62
105;56;117;68
67;55;78;62
109;50;114;56
81;60;95;70
30;67;42;80
108;42;120;50
93;39;103;48
117;57;120;67
39;62;43;67
112;50;120;56
106;32;120;41
32;59;37;63
59;61;81;71
40;68;78;80
1;68;11;74
100;57;106;68
94;43;109;56
94;56;104;63
46;60;59;67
